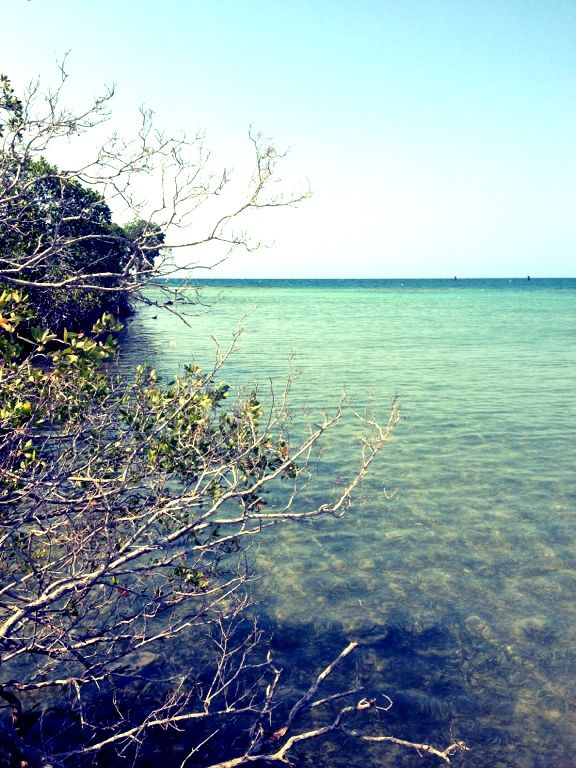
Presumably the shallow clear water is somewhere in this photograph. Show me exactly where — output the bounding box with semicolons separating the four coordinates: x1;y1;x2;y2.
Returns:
120;279;576;767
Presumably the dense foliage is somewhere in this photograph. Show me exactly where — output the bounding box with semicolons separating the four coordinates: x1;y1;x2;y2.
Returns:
1;74;166;332
0;154;166;330
1;158;125;326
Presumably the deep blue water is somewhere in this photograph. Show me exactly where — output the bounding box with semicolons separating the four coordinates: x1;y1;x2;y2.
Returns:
181;276;573;290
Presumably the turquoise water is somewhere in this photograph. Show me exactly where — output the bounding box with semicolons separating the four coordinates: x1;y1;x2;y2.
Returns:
121;279;576;767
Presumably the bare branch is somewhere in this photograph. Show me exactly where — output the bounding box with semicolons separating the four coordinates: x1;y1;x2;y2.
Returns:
0;62;463;768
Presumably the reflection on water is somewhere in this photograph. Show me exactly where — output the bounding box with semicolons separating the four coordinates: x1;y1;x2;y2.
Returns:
119;280;576;767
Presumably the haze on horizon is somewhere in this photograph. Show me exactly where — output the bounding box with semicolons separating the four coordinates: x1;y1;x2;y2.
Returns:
2;0;575;279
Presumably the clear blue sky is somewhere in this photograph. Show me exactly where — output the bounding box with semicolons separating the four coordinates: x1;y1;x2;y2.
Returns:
2;0;575;277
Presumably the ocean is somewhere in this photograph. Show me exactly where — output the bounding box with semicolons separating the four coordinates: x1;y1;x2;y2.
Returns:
120;278;576;767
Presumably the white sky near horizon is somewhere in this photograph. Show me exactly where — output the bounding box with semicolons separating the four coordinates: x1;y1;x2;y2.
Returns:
2;0;575;278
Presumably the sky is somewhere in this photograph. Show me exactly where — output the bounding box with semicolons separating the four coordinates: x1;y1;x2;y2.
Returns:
2;0;575;278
